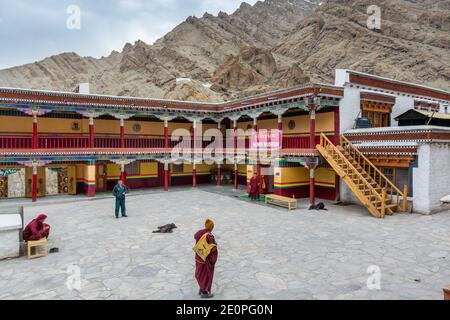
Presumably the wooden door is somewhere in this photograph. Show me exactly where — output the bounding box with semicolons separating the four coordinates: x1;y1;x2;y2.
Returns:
25;167;46;198
96;163;107;191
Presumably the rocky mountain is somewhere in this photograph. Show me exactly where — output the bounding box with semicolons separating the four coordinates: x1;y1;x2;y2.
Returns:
275;0;450;88
0;0;448;102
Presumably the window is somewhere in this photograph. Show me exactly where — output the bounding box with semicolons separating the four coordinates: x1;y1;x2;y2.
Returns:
361;101;392;128
125;162;140;176
172;164;184;173
383;168;394;182
395;168;409;192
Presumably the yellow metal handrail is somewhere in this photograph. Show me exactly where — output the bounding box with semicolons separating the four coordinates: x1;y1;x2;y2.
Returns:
340;135;405;210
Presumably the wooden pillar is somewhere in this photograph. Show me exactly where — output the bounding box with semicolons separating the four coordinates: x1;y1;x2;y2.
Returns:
120;117;125;149
334;106;340;201
309;109;316;149
334;107;340;145
257;164;263;194
309;167;315;206
193;163;197;187
253;117;258;145
217;164;221;186
32;113;38;149
85;163;96;197
278;114;283;149
89;116;95;148
164;162;169;192
192;119;197;157
32;166;38;202
120;163;126;184
234;162;238;190
164;119;169;149
233;120;238;154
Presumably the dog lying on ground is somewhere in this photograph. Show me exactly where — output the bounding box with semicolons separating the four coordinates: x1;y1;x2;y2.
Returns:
152;223;178;233
309;202;328;211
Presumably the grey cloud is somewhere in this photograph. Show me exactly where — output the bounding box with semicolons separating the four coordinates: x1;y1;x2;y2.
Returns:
0;0;257;69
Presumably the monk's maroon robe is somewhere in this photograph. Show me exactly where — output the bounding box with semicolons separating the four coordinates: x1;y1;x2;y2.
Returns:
23;214;50;241
248;176;260;200
194;229;218;294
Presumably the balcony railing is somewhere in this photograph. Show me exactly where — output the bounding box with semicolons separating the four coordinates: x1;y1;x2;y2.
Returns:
39;136;89;149
0;135;333;150
0;135;32;149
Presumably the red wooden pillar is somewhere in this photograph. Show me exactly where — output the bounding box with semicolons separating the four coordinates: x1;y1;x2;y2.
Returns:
164;162;169;192
120;117;125;149
217;164;221;186
120;164;126;184
309;109;316;149
32;113;38;149
233;120;238;154
257;164;263;194
309;167;315;206
278;114;283;149
32;166;38;202
89;116;95;148
86;163;96;197
234;163;238;190
164;120;169;149
253;118;258;150
233;120;239;190
193;164;197;187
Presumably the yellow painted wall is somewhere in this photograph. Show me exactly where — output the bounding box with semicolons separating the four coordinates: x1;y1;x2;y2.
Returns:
315;168;336;187
236;112;335;135
279;167;309;186
84;164;96;182
238;164;247;176
0;116;220;137
76;164;84;180
246;165;258;182
140;162;158;175
107;163;121;179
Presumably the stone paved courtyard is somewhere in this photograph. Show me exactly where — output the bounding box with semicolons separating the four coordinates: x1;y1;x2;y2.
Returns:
0;187;449;300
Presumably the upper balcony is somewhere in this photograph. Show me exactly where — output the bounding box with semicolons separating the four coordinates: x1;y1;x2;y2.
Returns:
0;135;332;149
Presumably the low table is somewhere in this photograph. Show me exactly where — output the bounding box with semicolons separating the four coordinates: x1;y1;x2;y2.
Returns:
265;194;298;210
0;214;23;260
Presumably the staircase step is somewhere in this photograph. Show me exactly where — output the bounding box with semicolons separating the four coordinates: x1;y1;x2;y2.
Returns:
376;204;398;211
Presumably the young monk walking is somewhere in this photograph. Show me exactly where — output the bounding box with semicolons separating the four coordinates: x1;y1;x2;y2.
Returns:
193;219;218;299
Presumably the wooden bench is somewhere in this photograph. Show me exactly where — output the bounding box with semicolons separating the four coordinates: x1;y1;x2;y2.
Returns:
27;238;47;260
265;194;298;210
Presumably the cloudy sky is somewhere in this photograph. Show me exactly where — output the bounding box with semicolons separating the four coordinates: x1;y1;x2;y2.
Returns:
0;0;258;69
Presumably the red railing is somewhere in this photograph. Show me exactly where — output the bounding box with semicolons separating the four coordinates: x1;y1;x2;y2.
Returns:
282;136;311;149
0;135;332;150
0;135;32;149
39;136;89;149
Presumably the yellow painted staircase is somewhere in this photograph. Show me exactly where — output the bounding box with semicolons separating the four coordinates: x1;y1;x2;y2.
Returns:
317;133;408;218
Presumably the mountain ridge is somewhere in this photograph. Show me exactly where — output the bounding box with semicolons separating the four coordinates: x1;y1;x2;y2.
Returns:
0;0;448;102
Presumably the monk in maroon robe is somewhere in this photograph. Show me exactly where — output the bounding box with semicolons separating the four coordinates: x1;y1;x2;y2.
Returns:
194;219;218;299
23;214;50;241
248;172;260;201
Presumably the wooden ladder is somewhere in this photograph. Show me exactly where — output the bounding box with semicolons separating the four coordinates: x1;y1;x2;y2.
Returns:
317;133;409;218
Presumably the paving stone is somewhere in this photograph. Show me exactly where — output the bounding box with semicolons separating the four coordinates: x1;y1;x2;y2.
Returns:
0;188;448;299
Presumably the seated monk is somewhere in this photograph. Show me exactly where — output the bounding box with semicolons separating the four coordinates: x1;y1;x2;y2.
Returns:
23;214;50;242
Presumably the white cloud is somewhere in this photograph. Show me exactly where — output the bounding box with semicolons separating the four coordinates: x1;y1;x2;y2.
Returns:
0;0;258;69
